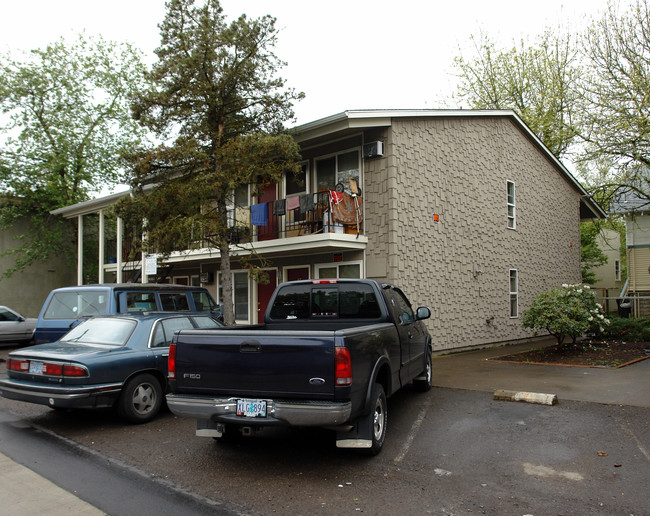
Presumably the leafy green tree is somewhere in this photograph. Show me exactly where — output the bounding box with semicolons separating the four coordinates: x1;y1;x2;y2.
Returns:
453;30;582;158
522;284;609;345
577;0;650;208
0;34;148;277
116;0;303;325
580;222;608;284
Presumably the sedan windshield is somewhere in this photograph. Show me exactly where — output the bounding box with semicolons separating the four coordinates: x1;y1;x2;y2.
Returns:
62;318;136;346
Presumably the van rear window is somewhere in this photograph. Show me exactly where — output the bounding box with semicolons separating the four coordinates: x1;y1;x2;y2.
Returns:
44;291;108;319
269;284;381;320
159;293;190;311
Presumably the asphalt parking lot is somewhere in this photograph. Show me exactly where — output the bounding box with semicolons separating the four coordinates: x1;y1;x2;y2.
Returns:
1;339;649;515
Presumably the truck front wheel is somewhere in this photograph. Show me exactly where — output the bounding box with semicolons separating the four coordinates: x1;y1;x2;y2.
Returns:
413;348;433;392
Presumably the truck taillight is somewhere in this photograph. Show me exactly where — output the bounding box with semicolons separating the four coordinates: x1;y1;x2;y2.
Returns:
168;342;176;379
335;347;352;386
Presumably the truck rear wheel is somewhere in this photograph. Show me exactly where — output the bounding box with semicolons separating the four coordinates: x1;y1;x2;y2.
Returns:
364;383;387;456
413;348;433;392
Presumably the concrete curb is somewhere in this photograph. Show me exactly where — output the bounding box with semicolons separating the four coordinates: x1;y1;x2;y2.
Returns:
493;389;558;406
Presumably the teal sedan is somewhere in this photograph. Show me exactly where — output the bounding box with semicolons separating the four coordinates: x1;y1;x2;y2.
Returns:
0;312;222;423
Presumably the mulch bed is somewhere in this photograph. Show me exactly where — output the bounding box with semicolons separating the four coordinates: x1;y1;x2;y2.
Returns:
488;340;650;368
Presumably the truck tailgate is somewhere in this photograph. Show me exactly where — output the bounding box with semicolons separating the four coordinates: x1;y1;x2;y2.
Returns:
173;329;337;399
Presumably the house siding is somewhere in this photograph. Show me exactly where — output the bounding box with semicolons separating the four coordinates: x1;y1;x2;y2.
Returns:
368;117;582;351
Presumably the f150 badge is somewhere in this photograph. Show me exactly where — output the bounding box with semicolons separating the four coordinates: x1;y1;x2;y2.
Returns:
183;373;201;380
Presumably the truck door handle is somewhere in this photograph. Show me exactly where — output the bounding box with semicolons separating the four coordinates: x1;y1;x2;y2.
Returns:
240;340;262;353
407;331;414;339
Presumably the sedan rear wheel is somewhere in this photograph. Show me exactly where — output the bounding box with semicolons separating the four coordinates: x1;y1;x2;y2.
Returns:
117;373;163;424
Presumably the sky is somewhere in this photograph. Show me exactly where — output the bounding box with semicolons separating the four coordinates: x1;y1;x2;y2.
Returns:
1;0;620;126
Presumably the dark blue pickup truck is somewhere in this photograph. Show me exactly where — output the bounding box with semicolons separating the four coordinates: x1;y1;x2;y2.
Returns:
166;279;432;455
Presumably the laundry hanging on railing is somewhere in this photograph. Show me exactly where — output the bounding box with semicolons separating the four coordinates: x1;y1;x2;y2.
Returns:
273;199;286;216
250;202;268;226
286;195;300;211
299;194;314;213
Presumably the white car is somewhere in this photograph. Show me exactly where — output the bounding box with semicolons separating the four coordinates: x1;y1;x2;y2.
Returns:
0;306;36;345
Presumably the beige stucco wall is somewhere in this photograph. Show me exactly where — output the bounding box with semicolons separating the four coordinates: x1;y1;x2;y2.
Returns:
0;217;75;317
365;117;583;351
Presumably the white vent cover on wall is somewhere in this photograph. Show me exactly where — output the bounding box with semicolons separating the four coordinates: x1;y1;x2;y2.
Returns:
363;141;384;159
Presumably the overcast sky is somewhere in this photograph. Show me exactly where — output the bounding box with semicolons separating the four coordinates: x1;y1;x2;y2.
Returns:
1;0;620;125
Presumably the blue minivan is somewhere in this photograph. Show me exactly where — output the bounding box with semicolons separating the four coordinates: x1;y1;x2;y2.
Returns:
34;283;220;344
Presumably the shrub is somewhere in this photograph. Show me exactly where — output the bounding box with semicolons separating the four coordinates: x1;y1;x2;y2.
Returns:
598;316;650;342
522;284;609;345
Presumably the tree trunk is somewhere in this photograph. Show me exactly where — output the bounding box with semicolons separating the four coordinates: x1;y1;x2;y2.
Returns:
219;242;235;325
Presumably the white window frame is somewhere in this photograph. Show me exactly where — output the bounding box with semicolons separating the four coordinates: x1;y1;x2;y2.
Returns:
507;180;516;230
509;269;518;318
315;148;362;195
615;259;621;281
218;270;250;324
283;265;311;282
315;260;363;279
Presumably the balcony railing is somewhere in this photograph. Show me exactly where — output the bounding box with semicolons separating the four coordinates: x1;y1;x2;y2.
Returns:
105;191;364;267
231;191;364;242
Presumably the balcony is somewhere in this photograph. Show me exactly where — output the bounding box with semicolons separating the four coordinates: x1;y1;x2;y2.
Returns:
228;191;364;243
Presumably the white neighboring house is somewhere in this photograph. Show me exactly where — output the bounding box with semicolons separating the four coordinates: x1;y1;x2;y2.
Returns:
610;181;650;317
590;228;623;313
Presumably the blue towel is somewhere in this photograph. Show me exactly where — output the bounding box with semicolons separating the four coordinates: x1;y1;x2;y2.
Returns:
251;203;268;226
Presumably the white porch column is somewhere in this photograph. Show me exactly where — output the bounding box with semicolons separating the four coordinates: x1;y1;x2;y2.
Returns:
116;216;123;283
77;215;83;285
98;209;105;283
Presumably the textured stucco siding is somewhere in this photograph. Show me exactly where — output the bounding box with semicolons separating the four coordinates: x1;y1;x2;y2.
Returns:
366;117;582;351
0;217;75;317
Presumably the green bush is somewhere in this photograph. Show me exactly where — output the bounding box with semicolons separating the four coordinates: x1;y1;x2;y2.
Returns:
522;284;609;345
598;316;650;342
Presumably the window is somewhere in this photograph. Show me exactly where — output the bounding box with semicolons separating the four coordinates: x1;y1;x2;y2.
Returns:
286;162;308;196
507;181;516;229
268;283;381;320
316;150;360;194
316;261;362;279
391;289;416;324
44;291;108;319
191;291;218;312
615;260;621;281
509;269;518;318
0;308;19;322
126;292;157;312
151;317;194;348
159;293;190;311
227;184;250;228
218;271;249;322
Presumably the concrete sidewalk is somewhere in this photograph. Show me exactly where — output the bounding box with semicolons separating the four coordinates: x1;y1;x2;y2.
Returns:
0;452;105;515
433;338;650;408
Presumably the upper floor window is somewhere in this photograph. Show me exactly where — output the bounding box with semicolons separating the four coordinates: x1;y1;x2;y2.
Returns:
615;259;621;281
507;181;516;229
286;162;308;197
316;150;360;194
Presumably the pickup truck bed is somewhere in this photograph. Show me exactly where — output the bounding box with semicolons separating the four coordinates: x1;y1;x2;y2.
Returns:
167;279;432;455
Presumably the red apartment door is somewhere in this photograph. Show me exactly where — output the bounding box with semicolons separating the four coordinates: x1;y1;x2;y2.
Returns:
258;182;277;241
257;269;277;323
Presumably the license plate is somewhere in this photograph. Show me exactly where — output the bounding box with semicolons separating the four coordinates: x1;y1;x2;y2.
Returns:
236;399;267;418
29;361;44;374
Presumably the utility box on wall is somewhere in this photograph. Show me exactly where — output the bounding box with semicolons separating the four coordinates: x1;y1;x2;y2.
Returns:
363;141;384;159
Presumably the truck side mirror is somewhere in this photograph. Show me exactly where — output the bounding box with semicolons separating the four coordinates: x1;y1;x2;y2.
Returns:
415;307;431;321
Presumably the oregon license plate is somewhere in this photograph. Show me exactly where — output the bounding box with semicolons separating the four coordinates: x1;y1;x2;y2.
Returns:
29;361;44;374
236;399;267;418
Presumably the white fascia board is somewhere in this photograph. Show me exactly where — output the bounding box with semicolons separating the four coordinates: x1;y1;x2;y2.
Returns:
51;189;132;218
157;233;368;263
